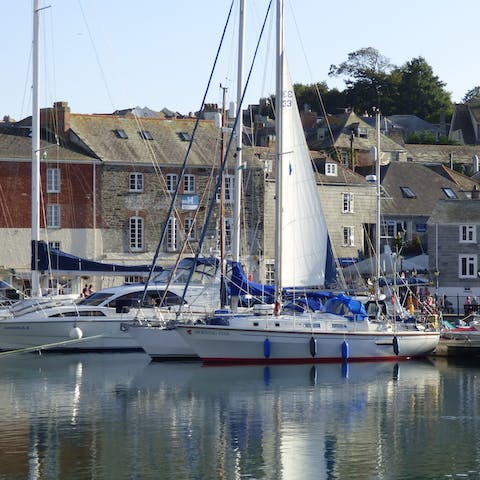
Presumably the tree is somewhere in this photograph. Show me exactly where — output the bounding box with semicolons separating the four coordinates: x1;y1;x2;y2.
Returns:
329;47;395;112
462;86;480;103
395;57;453;123
293;82;347;115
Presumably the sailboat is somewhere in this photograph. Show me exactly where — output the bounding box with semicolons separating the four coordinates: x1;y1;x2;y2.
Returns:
175;0;440;364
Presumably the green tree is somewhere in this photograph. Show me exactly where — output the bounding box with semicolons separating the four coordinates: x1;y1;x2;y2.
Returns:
329;47;396;113
395;57;453;123
293;82;347;115
462;86;480;103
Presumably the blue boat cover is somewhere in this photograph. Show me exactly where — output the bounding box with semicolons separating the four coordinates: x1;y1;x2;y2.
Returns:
32;240;163;275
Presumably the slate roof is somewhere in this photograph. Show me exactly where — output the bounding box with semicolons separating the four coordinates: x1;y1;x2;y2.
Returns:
428;199;480;224
309;111;407;155
357;162;473;217
0;129;94;162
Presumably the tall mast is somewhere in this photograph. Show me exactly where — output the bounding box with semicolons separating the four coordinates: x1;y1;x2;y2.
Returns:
230;0;245;312
220;85;228;308
31;0;41;297
231;0;245;263
375;109;381;299
274;0;284;312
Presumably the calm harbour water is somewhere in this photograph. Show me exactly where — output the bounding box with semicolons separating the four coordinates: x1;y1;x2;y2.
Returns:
0;352;479;480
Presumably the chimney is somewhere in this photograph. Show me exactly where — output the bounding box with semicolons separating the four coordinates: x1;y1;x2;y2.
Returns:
449;152;454;169
473;154;479;174
53;101;71;134
472;184;480;200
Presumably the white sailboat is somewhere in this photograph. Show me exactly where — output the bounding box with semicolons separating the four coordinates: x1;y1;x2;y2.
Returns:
175;0;440;364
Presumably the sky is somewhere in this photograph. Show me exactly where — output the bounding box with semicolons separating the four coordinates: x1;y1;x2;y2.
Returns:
2;0;480;121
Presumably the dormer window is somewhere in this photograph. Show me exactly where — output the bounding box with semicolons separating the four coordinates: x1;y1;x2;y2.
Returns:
357;126;368;138
325;162;337;176
400;186;416;198
139;130;153;140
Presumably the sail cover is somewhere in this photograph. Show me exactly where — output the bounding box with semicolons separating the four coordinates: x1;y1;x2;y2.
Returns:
32;241;162;275
279;56;328;288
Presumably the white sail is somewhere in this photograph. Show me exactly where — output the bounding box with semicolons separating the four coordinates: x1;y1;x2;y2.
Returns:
278;55;328;288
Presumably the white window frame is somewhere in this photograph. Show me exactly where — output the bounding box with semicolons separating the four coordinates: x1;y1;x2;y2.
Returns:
342;192;354;213
224;175;235;204
183;174;195;194
459;254;477;278
265;261;275;285
48;241;61;250
342;226;354;246
459;225;476;243
225;217;232;250
46;168;61;193
166;174;178;193
167;217;178;252
129;172;144;192
326;162;338;176
129;216;144;252
357;126;368;138
184;217;195;241
47;204;61;228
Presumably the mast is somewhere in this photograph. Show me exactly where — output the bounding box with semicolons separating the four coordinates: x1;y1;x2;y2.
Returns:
273;0;284;313
220;85;228;308
230;0;245;311
31;0;41;297
232;0;245;263
374;109;381;299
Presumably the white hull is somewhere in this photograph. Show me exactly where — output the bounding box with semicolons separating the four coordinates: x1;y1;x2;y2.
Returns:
176;320;439;364
0;317;141;352
128;325;198;360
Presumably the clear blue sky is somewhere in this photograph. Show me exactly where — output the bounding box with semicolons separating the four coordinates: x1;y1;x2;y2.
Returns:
3;0;480;121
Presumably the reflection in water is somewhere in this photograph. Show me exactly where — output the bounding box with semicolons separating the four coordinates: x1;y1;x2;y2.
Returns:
1;354;480;479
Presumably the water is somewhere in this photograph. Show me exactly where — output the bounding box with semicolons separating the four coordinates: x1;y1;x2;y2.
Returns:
0;353;479;480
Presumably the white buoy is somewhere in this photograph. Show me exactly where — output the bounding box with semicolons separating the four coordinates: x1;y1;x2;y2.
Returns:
69;326;83;339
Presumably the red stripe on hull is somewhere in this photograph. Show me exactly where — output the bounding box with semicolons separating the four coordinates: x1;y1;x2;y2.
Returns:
201;355;422;366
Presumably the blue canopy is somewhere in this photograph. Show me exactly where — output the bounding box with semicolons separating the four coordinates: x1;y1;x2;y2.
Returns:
32;241;163;275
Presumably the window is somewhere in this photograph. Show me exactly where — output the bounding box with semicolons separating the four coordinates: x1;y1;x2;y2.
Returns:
265;261;275;285
357;126;368;138
443;188;457;199
340;152;348;166
48;241;61;250
183;174;195;194
459;254;477;278
115;129;128;139
129;216;144;252
47;204;61;228
46;168;60;193
184;217;195;240
225;217;232;250
130;172;144;192
391;151;400;162
167;217;178;252
124;275;145;283
460;225;476;243
325;162;337;176
317;127;327;140
400;186;416;198
342;193;354;213
166;174;178;193
139;130;153;140
342;226;354;246
225;175;235;203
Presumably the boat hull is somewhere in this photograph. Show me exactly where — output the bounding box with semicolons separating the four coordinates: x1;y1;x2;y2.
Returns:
0;318;141;352
176;325;440;364
128;325;199;361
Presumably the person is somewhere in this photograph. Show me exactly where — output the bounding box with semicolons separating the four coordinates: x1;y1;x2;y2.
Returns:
88;284;94;296
82;284;89;297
